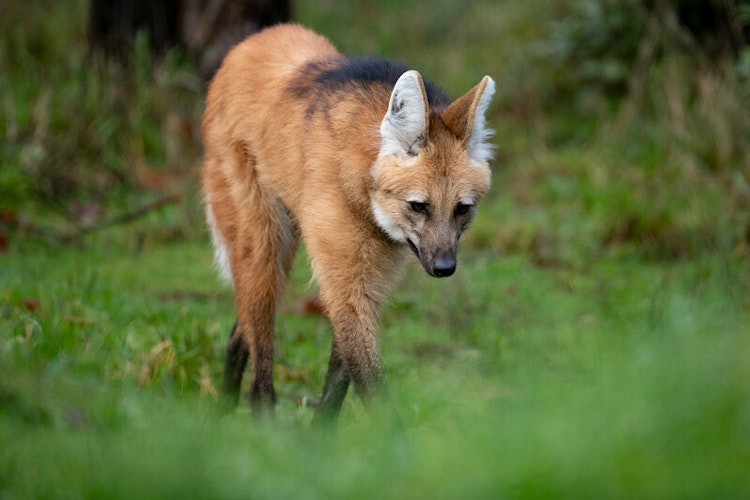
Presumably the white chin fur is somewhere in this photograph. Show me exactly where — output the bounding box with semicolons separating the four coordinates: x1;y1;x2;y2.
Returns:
371;199;406;242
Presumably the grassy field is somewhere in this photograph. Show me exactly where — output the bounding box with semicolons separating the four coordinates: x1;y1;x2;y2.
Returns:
2;0;750;498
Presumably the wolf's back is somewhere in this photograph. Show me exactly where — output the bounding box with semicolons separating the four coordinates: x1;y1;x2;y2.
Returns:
203;25;342;159
206;23;340;95
213;24;340;92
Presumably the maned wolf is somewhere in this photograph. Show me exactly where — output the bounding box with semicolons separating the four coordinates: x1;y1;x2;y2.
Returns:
201;23;495;421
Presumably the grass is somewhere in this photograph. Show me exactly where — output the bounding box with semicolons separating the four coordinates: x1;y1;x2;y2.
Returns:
2;0;750;497
2;238;749;497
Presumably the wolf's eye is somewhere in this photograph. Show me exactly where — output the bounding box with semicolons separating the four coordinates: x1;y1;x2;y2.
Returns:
409;201;428;214
454;203;472;217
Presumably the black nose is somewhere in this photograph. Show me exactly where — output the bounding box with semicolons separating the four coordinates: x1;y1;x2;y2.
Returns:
432;257;456;277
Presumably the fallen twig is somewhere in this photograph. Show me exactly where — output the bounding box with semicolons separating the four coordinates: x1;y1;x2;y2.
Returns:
59;192;184;242
2;192;184;245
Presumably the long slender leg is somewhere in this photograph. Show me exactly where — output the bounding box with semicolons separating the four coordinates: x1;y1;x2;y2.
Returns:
320;298;401;430
206;142;298;416
303;225;403;423
235;193;298;415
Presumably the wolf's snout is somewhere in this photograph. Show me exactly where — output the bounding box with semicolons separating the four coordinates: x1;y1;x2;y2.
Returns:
408;239;457;278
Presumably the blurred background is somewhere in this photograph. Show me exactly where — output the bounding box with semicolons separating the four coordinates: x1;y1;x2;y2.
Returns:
1;0;748;260
2;2;749;496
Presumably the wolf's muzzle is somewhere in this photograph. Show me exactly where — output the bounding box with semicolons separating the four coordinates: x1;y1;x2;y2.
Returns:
408;238;456;278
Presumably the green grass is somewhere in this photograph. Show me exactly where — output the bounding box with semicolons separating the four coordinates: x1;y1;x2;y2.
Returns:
2;238;749;497
2;0;750;497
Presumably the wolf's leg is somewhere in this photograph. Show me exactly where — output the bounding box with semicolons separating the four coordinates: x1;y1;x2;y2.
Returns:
206;143;298;414
235;200;297;413
302;220;402;420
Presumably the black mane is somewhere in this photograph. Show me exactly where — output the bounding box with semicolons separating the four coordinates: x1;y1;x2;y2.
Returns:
313;56;451;108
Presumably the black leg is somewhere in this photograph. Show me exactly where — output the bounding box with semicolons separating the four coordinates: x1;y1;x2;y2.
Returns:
313;340;351;424
222;322;249;407
248;344;277;415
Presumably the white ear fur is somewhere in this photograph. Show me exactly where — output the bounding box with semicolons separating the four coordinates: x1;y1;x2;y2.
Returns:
379;70;428;158
467;76;496;163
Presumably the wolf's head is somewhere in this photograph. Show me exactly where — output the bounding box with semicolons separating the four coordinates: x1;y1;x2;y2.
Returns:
370;70;495;278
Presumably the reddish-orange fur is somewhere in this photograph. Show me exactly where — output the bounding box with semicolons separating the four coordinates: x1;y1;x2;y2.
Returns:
201;24;494;420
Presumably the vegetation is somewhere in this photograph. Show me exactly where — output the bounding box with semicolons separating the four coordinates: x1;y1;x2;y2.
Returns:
2;0;749;497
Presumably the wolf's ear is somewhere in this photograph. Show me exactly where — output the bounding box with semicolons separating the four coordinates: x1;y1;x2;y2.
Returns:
441;75;496;163
380;70;429;157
